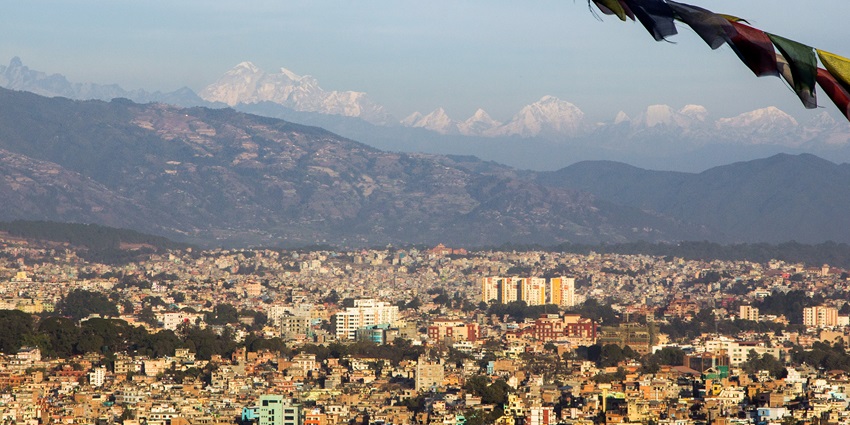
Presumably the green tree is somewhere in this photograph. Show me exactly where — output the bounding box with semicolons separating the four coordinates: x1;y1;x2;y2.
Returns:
0;310;34;354
205;303;239;325
37;316;80;357
57;289;119;320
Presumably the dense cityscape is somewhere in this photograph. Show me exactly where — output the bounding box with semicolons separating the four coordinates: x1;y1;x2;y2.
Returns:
1;233;850;425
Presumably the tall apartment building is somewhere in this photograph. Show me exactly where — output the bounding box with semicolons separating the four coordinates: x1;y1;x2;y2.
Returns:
522;277;547;306
482;276;576;307
334;299;399;340
481;277;501;303
803;305;839;328
551;277;577;308
739;305;759;322
415;355;445;392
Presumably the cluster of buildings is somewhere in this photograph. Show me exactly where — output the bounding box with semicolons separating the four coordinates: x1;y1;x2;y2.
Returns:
2;234;850;423
481;276;578;307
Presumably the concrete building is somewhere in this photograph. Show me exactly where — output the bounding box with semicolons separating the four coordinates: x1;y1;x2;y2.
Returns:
334;299;399;340
415;356;444;392
803;305;839;328
739;305;759;321
242;395;302;425
482;276;576;307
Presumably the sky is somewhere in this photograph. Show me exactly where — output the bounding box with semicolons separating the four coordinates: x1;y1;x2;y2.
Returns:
3;1;850;123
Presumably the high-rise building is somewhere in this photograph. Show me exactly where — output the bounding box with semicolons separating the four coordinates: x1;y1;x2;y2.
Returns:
803;305;839;328
334;299;399;340
558;277;576;308
501;277;522;303
739;305;759;321
88;366;105;387
547;277;562;306
481;276;576;307
522;277;547;306
481;277;501;303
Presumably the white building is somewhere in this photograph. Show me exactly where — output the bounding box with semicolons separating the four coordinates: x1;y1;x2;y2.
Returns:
89;366;106;387
334;299;399;340
704;336;781;366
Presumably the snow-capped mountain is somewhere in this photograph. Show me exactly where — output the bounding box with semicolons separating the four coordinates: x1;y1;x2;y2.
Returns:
490;96;586;138
402;96;586;138
4;56;850;167
402;107;503;136
633;104;708;128
199;62;392;125
403;108;459;134
680;104;709;122
613;111;631;125
459;109;502;135
715;107;802;145
717;106;798;129
0;57;204;107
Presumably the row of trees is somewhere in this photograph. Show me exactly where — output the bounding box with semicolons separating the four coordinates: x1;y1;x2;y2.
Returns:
486;299;620;324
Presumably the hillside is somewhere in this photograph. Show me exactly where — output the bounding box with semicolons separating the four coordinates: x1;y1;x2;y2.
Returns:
540;154;850;243
0;88;695;247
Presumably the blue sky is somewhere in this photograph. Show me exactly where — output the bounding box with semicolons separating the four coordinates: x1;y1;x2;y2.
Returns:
3;1;849;122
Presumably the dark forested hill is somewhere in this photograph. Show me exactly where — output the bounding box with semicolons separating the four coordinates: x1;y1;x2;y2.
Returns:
539;153;850;243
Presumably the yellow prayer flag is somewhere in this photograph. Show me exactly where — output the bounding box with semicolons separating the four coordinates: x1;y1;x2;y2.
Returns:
817;49;850;90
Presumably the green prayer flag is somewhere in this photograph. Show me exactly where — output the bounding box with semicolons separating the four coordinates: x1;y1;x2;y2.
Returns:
768;33;817;109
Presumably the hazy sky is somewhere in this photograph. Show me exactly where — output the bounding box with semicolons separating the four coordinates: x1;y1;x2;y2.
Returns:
3;1;849;123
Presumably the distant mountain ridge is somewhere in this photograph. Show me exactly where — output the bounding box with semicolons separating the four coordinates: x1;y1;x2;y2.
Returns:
198;62;393;125
4;57;850;172
538;153;850;244
0;86;847;245
0;87;705;247
0;57;213;108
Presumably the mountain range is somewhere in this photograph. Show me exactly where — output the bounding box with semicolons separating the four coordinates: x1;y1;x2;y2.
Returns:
0;85;848;247
5;57;850;172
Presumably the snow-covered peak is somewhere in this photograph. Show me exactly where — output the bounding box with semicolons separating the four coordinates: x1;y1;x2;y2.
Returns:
633;104;709;129
8;56;23;69
279;67;301;81
200;61;392;124
643;104;676;127
614;111;630;124
407;108;458;134
469;108;491;121
717;106;798;128
493;96;585;138
679;104;708;121
401;112;423;127
234;61;260;73
459;108;502;136
803;110;838;129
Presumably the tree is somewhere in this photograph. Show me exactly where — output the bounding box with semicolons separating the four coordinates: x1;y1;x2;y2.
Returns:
57;289;119;320
741;351;786;378
37;316;79;357
0;310;34;354
205;303;239;325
